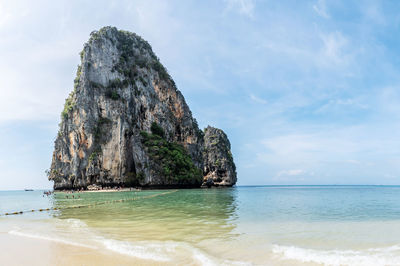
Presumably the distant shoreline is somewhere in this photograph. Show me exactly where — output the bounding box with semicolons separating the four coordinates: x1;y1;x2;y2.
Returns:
54;185;235;193
55;188;140;193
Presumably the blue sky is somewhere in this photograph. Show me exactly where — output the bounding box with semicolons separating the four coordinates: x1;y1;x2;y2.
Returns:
1;0;400;189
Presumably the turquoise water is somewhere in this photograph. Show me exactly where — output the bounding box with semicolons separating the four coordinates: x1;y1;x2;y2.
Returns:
2;186;400;265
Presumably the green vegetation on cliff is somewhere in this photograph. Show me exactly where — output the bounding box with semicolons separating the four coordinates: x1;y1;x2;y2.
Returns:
140;122;202;185
61;63;82;120
61;91;75;120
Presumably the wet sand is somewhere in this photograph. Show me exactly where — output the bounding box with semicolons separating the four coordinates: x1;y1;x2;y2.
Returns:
0;233;169;266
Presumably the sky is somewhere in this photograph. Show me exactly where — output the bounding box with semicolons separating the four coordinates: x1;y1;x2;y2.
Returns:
1;0;400;189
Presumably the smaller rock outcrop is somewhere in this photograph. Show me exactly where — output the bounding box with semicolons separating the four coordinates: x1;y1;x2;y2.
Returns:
202;126;237;187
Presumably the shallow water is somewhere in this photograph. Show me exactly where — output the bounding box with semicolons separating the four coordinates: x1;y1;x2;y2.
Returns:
2;186;400;265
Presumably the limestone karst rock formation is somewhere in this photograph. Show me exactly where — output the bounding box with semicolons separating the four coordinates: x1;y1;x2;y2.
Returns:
202;126;237;187
48;26;236;189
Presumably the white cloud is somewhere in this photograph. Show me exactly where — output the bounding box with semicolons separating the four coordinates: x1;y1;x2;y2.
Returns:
315;97;369;114
249;121;400;184
271;169;307;182
313;0;329;19
258;128;382;165
224;0;255;18
377;86;400;117
277;169;305;176
249;94;267;104
320;31;350;65
0;36;80;122
261;134;321;158
345;159;361;165
384;174;397;180
0;0;185;123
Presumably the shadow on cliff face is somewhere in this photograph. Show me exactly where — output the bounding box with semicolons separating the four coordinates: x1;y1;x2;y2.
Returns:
51;188;239;243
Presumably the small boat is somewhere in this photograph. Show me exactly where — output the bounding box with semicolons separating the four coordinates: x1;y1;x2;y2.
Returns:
24;189;34;191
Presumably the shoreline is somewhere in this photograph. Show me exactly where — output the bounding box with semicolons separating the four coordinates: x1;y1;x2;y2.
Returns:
53;184;235;193
55;188;141;193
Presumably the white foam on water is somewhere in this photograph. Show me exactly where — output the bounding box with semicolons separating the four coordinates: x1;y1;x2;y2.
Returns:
99;238;252;265
368;245;400;252
8;230;96;249
191;247;253;266
191;248;219;266
101;239;174;262
272;244;400;266
63;218;89;228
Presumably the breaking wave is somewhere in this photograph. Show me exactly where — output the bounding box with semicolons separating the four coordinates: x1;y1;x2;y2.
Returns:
272;244;400;266
99;238;251;265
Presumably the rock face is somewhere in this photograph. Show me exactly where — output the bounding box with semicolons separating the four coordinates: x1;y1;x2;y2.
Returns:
48;26;236;189
202;126;237;187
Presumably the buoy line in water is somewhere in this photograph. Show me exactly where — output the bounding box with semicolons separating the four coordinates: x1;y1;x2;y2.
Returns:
1;190;178;216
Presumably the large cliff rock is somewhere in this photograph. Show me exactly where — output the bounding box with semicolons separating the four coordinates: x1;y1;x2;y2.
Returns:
48;26;236;189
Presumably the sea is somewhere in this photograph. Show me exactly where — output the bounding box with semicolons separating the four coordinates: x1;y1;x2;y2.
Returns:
1;186;400;265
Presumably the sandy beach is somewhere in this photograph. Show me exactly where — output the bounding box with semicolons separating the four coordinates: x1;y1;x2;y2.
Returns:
0;233;170;266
